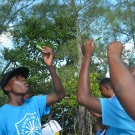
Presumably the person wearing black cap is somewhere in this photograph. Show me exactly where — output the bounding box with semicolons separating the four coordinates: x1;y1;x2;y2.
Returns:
0;46;66;135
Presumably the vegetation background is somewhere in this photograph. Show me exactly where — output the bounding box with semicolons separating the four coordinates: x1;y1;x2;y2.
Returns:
0;0;135;134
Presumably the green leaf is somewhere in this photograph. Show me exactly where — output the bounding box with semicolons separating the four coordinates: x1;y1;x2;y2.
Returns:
36;45;42;50
95;37;102;41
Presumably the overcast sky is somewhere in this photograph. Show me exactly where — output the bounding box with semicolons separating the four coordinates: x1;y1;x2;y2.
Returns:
0;32;13;49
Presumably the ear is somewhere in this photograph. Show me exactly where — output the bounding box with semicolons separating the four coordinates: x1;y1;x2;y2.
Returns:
105;86;109;91
4;85;11;92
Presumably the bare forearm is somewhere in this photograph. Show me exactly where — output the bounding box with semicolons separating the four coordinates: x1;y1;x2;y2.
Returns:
48;65;66;98
109;56;135;96
89;110;101;118
109;56;135;120
77;39;101;114
78;56;92;97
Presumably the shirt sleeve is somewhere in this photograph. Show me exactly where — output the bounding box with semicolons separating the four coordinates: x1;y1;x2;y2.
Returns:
31;95;50;117
0;126;5;135
0;112;6;134
99;97;135;130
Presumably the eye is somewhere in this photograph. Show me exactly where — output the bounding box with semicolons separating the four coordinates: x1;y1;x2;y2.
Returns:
14;76;19;79
13;75;21;79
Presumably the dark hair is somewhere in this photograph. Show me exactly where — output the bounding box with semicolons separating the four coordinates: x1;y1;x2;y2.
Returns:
99;78;113;89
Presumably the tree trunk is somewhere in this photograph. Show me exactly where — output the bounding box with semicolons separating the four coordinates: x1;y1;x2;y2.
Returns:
70;0;88;134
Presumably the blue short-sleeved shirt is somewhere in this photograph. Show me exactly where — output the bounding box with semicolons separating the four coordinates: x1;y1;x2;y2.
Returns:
100;96;135;135
96;130;101;135
0;95;50;135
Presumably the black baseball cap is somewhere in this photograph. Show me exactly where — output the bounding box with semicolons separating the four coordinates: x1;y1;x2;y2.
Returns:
0;67;29;93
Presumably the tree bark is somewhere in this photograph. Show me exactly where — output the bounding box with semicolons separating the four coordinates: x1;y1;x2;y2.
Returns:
70;0;87;134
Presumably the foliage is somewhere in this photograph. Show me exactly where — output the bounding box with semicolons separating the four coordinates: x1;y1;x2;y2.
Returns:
47;70;101;134
1;1;77;94
1;0;135;134
0;0;36;34
0;90;8;106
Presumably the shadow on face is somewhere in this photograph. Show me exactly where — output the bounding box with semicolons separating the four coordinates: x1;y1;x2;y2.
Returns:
99;85;108;98
24;86;34;100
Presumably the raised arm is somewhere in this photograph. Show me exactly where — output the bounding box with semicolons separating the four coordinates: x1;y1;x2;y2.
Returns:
88;110;101;118
41;46;66;106
77;39;101;114
107;41;135;120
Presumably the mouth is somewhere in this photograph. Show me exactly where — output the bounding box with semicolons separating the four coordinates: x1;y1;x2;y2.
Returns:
24;82;28;87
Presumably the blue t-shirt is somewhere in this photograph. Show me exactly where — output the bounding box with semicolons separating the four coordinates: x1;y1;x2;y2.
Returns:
96;130;101;135
100;96;135;135
0;95;50;135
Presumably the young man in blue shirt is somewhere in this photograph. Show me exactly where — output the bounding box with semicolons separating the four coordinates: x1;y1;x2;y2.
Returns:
77;39;135;134
0;46;66;135
89;78;115;134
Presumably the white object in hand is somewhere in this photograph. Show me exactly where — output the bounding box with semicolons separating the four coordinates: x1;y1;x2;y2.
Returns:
42;120;62;135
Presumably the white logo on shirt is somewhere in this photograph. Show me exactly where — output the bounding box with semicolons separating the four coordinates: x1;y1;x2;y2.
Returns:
15;112;41;135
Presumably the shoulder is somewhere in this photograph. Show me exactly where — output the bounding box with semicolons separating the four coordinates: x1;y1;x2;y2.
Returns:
0;104;8;119
99;96;121;108
0;104;8;112
99;98;108;103
26;95;47;100
25;95;48;104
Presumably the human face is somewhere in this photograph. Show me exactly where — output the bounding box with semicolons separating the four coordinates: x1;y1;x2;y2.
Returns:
5;74;29;95
99;85;108;98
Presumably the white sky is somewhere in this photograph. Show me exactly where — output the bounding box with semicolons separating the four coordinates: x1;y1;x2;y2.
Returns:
124;42;134;51
0;32;13;49
106;42;134;77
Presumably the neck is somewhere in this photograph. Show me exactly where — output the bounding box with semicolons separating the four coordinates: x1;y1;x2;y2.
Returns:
110;94;115;98
8;95;24;106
